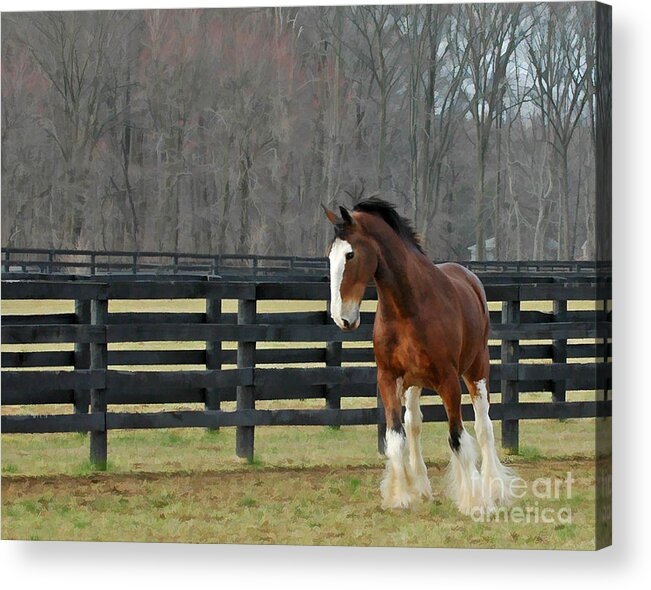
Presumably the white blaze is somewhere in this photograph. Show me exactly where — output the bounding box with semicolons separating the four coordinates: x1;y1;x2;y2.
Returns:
328;238;352;328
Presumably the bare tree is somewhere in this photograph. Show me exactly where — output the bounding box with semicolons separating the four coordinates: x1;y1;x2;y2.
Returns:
527;3;592;259
418;5;471;249
1;6;601;262
461;2;523;260
344;5;403;191
20;12;129;246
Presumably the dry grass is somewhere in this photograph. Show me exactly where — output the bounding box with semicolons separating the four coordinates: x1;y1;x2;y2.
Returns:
1;414;597;476
1;417;599;548
2;459;597;549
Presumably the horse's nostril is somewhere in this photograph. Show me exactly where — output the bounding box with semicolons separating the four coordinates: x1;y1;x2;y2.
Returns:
342;318;350;329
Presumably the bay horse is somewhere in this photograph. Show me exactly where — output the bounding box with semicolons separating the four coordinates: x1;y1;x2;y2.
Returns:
323;197;516;514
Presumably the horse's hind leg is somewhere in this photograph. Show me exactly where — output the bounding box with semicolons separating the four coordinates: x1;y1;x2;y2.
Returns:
463;352;517;507
404;386;433;500
439;375;483;515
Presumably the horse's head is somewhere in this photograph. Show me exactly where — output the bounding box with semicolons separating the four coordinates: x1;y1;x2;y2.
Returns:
323;204;378;331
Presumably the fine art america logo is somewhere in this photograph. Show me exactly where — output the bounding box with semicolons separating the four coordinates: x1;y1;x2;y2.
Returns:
471;472;575;524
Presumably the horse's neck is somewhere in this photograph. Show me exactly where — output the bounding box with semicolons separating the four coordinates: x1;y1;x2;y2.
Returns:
373;236;438;320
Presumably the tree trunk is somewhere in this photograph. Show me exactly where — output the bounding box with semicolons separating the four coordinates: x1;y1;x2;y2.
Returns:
377;91;387;190
558;144;571;259
475;142;487;260
238;150;252;253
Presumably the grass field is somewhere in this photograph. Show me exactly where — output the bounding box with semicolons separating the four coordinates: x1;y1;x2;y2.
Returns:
1;297;602;548
2;457;596;548
1;417;599;548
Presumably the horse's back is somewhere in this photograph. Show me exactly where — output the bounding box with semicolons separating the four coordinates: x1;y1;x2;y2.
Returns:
436;263;487;302
435;262;489;342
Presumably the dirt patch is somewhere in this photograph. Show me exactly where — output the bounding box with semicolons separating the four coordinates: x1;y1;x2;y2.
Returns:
2;457;591;494
2;458;597;549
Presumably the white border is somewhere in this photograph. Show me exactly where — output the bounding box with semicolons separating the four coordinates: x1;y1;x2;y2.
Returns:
1;0;650;587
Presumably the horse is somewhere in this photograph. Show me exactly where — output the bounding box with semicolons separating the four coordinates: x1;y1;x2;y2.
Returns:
323;197;517;514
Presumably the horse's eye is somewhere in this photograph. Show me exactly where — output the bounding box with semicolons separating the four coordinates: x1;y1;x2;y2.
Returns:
346;251;355;261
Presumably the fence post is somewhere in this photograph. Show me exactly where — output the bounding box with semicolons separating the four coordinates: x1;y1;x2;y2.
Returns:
205;296;222;430
74;300;91;416
236;295;256;461
377;385;386;455
325;341;342;429
552;298;568;404
501;297;520;454
599;287;611;401
90;296;108;469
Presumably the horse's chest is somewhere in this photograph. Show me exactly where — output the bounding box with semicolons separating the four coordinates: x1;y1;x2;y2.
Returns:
374;324;440;384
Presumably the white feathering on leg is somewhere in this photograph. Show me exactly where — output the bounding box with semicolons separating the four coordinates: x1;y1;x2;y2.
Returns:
404;386;432;500
473;379;518;506
380;429;416;509
445;429;485;515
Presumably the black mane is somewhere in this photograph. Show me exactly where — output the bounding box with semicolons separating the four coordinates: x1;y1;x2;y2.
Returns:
352;197;425;255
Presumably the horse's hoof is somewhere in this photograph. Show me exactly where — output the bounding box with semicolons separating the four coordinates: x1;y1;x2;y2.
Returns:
381;491;417;510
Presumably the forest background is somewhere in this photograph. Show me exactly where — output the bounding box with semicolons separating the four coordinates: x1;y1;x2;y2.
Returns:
1;3;605;260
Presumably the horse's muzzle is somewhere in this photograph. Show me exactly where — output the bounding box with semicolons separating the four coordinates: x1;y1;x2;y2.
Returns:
338;303;361;331
340;316;361;331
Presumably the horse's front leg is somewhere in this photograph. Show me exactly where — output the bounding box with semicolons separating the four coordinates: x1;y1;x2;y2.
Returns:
377;369;415;509
404;386;433;500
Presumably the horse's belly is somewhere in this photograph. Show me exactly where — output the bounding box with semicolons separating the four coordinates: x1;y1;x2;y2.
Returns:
402;364;440;390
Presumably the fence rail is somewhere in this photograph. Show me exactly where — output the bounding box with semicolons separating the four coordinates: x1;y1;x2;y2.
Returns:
2;247;610;281
1;276;611;467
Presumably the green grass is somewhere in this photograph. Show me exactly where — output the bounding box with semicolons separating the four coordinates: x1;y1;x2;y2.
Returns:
518;445;544;461
160;432;183;447
0;415;597;477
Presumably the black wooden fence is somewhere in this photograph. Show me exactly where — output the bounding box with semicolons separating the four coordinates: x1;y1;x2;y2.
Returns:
2;247;609;281
1;247;329;280
1;277;611;468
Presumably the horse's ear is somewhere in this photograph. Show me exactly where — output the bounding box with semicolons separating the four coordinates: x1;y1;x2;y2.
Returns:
321;204;339;225
339;206;355;226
